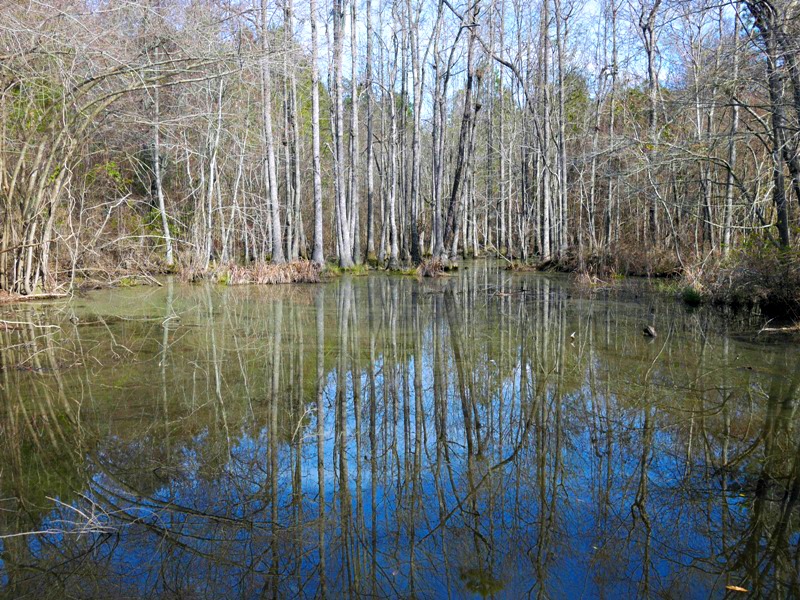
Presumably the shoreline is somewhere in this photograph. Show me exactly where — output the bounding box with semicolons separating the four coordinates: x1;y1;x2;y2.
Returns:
2;256;799;326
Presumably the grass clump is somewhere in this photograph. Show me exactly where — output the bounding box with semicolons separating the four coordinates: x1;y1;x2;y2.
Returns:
224;260;321;285
681;285;703;307
653;280;680;294
322;262;370;277
504;260;539;272
416;258;449;278
322;263;343;276
117;276;138;288
345;264;370;276
572;271;607;289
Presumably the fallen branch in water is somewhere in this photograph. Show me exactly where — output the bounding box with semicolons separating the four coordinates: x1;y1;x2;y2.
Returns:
0;320;61;331
138;270;163;287
758;323;800;334
0;292;68;304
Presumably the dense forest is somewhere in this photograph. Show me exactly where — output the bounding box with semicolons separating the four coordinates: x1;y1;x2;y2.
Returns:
1;0;799;306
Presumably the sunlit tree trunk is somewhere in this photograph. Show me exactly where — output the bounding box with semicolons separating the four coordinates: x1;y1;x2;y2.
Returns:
261;0;285;263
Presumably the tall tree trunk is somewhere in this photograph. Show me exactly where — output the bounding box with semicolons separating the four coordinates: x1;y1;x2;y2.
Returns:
152;42;174;268
722;14;740;256
443;1;480;258
365;0;376;261
407;0;423;264
604;0;618;250
640;0;662;244
349;0;361;264
555;0;568;256
333;0;354;267
261;0;285;263
766;25;791;248
310;0;324;264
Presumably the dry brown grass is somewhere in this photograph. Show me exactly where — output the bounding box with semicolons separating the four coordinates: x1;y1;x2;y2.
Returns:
225;260;322;285
504;244;681;278
178;260;322;285
177;264;209;283
572;271;607;289
504;260;539;272
693;247;800;317
416;258;450;278
567;245;680;278
0;290;22;304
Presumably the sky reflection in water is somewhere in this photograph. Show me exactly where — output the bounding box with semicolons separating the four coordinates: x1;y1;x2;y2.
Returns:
1;262;799;599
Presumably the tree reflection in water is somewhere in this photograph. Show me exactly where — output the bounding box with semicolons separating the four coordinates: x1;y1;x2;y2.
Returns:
1;263;799;598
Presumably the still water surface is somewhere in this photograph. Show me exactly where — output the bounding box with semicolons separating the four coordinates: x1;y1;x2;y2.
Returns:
1;262;799;599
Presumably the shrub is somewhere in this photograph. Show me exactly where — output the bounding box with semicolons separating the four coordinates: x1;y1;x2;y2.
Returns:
609;244;680;278
118;276;138;287
504;244;681;279
692;244;800;318
681;286;702;306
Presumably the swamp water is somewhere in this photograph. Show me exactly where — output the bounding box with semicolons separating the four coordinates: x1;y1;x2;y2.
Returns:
1;262;799;599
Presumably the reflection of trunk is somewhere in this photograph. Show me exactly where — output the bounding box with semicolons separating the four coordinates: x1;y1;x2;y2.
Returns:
335;279;353;594
207;285;231;452
431;293;454;593
443;290;475;460
731;369;800;594
0;323;72;592
349;281;365;591
632;405;654;597
315;290;327;597
291;303;305;588
268;300;283;597
160;279;173;463
408;288;424;593
366;280;379;596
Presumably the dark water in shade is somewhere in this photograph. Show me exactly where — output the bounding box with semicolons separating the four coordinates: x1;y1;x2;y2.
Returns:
1;262;799;599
